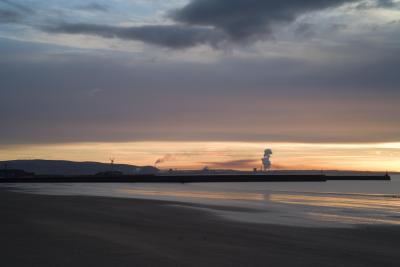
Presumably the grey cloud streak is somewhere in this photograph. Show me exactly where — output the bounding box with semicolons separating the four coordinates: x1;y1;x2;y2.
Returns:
0;9;21;23
0;0;33;13
43;23;226;49
75;3;109;12
376;0;398;7
41;0;362;48
0;0;34;23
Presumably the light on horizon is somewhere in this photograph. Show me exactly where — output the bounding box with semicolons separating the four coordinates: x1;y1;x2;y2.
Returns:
1;141;399;172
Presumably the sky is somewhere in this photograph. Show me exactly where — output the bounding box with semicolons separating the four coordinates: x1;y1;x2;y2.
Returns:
0;0;400;171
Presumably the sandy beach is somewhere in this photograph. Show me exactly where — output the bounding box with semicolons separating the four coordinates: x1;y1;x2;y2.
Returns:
1;187;400;267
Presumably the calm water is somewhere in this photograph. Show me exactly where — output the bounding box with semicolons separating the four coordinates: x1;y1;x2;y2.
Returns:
3;174;400;228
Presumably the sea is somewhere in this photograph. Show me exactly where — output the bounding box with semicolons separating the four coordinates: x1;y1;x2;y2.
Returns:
3;174;400;228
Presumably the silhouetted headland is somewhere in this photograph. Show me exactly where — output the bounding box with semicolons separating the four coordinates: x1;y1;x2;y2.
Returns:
0;159;391;183
0;173;391;183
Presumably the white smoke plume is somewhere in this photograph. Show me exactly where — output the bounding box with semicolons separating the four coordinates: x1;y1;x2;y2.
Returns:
262;148;273;170
154;152;202;165
154;154;175;165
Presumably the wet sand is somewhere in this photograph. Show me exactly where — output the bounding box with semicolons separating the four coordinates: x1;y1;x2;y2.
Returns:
1;187;400;267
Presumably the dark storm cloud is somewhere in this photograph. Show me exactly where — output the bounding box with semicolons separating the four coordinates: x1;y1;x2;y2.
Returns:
171;0;359;41
42;0;360;48
43;23;226;48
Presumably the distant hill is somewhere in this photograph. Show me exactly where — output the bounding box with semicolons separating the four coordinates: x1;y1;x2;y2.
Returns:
0;160;158;176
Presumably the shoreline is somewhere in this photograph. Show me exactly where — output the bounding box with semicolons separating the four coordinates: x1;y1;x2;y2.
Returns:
1;187;400;266
0;173;390;183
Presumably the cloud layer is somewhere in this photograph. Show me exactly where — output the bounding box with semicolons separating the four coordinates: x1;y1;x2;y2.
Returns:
171;0;358;40
0;9;21;23
0;35;399;144
42;0;361;48
0;0;33;23
0;1;399;145
44;23;226;49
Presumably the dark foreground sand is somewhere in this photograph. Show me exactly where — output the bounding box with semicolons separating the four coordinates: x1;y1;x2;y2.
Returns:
1;187;400;267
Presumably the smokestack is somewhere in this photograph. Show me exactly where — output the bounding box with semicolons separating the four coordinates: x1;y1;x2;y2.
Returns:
261;148;273;171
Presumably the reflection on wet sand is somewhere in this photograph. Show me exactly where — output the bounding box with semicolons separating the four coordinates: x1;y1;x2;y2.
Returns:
119;188;400;226
307;212;400;225
6;182;400;227
270;194;400;213
119;189;266;201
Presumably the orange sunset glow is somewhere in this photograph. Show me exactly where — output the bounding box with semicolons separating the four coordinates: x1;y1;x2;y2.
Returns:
1;142;399;172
